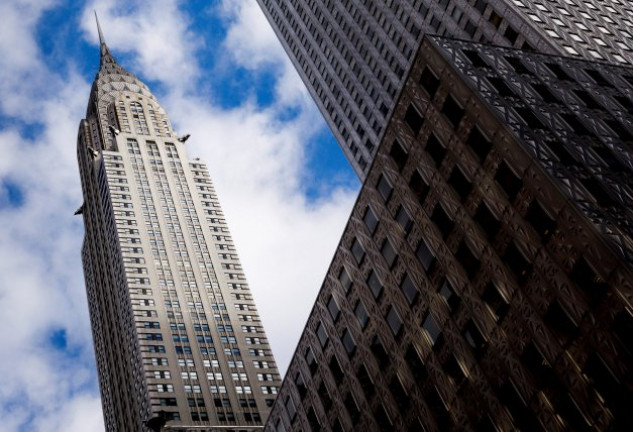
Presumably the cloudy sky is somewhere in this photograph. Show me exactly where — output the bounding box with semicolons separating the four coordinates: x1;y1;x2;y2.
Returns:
0;1;358;430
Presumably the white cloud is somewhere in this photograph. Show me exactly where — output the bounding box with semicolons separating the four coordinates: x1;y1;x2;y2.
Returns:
221;0;286;69
0;57;102;432
81;0;201;90
221;0;315;111
0;0;357;430
0;0;60;121
37;395;104;432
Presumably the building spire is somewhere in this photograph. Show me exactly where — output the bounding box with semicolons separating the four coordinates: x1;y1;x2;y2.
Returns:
95;10;105;46
94;10;115;66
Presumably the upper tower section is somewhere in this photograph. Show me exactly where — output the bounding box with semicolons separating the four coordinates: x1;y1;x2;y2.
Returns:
85;13;175;151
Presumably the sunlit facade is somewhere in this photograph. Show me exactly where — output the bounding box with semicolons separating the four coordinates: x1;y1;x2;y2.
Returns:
77;23;280;431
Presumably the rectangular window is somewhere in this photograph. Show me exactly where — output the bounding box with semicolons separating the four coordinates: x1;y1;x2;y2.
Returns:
544;300;578;342
573;89;601;109
376;174;393;202
386;307;403;337
495;161;522;201
350;238;365;265
441;95;465;128
425;133;446;167
503;242;532;284
389;139;408;171
380;239;398;268
316;323;328;348
285;397;296;420
338;267;352;293
405;344;428;384
561;113;592;137
581;177;616;207
317;382;332;411
463;50;489;68
344;393;361;423
294;372;307;399
438;279;460;312
363;206;379;234
400;273;419;305
505;26;519;44
545;63;574;82
416;239;435;272
464;20;477;37
357;364;375;398
558;392;592;430
570;257;608;305
342;329;356;355
367;270;383;299
482;283;508;321
431;204;453;238
371;335;389;367
395;205;413;236
594;146;626;173
456;241;480;278
448;166;472;202
531;83;560;104
585;69;613;88
583;353;622;409
419;67;440;97
474;202;500;240
443;354;466;386
498;381;539;430
355;300;369;328
327;296;340;321
422;313;442;347
404;104;424;135
489;10;502;28
375;404;393;429
409;170;429;203
521;341;553;389
463;319;486;356
506;56;533;76
515;107;545;129
305;348;317;374
488;77;515;97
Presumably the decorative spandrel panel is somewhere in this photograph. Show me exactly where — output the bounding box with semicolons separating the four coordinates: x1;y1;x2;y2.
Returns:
430;36;633;268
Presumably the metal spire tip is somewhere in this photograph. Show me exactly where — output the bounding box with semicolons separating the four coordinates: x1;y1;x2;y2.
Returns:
94;10;105;46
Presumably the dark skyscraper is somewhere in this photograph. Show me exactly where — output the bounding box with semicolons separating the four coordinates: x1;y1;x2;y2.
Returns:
255;0;633;429
77;19;280;431
257;0;633;178
263;34;633;431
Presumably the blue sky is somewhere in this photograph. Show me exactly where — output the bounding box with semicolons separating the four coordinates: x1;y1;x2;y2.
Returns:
0;1;358;430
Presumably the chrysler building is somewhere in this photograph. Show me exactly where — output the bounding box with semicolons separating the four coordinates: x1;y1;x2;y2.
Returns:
77;18;280;431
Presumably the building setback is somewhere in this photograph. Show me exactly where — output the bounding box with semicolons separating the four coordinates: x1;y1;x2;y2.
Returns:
256;0;633;179
263;36;633;431
77;21;281;431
